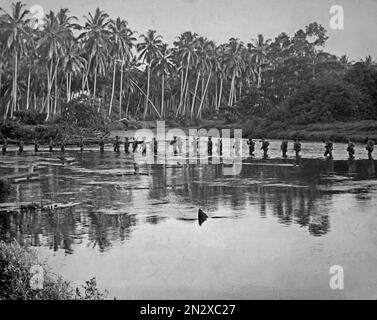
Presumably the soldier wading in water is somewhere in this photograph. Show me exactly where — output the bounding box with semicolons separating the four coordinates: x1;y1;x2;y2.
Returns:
280;139;288;158
260;138;270;158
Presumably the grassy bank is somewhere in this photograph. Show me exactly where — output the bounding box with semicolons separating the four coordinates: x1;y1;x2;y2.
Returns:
0;241;107;300
201;119;377;143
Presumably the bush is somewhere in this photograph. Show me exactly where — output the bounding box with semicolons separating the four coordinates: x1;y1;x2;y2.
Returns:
0;241;108;300
0;179;13;198
59;95;108;129
281;77;374;124
13;110;47;125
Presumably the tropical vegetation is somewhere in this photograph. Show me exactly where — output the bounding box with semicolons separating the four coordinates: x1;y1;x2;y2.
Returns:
0;2;377;127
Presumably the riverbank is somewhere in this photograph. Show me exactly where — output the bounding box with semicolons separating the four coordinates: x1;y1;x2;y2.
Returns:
0;240;108;300
200;119;377;143
2;118;377;144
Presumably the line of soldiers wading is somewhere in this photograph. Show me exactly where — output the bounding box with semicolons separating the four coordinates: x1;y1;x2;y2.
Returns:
1;135;375;160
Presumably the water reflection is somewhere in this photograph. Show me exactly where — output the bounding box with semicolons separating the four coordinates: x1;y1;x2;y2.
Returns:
1;153;376;254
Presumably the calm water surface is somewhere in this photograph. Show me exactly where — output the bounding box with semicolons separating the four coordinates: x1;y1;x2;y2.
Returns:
1;137;377;299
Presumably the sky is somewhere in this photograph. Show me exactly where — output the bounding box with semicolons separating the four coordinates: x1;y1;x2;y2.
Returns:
1;0;377;60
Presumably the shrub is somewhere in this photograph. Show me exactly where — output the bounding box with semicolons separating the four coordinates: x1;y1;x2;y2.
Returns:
281;77;374;124
0;241;108;300
13;110;47;125
0;179;13;198
59;95;108;129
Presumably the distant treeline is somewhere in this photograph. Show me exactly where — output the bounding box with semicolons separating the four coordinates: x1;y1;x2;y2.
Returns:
0;2;376;124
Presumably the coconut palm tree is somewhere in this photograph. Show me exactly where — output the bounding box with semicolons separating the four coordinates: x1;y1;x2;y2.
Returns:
137;29;163;119
108;17;136;117
38;10;70;118
0;1;31;117
173;31;198;116
224;38;245;106
155;43;175;118
248;34;271;89
79;8;110;98
62;39;86;102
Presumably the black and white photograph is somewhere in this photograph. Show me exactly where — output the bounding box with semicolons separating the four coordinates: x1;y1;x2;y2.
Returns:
0;0;377;304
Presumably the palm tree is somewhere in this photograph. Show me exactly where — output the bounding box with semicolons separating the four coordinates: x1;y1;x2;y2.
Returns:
62;38;86;102
0;1;31;117
224;38;245;106
248;34;271;89
137;29;163;119
108;17;135;117
155;43;175;118
79;8;110;99
173;31;198;116
38;10;70;118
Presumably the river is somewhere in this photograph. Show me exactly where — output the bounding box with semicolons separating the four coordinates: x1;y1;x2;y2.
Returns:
1;136;377;299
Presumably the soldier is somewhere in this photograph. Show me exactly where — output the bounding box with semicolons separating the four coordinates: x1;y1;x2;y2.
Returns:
49;137;54;152
61;139;66;152
192;136;199;155
366;137;375;160
2;137;7;153
79;136;84;152
18;138;24;153
33;138;39;152
216;138;223;155
170;136;178;155
347;139;355;159
140;137;147;155
280;139;288;158
234;138;240;156
124;137;130;154
177;137;183;154
208;136;213;155
153;137;158;155
247;138;255;156
114;136;121;152
99;136;105;152
260;138;270;158
132;138;143;153
324;139;333;159
293;139;301;158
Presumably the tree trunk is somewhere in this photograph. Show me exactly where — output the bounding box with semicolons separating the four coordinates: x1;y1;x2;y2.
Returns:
53;64;58;117
197;70;212;118
143;64;151;120
26;68;31;110
12;53;18;117
93;62;97;98
190;71;200;119
119;61;124;120
109;62;116;116
217;77;223;109
161;72;165;118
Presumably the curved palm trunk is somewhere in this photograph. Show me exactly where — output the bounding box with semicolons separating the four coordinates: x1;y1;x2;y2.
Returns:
161;72;165;118
131;79;162;119
197;69;212;118
11;53;18;117
53;63;58;117
190;71;200;119
119;62;124;120
26;68;31;110
109;62;116;116
93;62;98;98
217;77;223;110
143;64;151;120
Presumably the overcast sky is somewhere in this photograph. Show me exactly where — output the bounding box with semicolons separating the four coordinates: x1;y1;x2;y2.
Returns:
2;0;377;60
